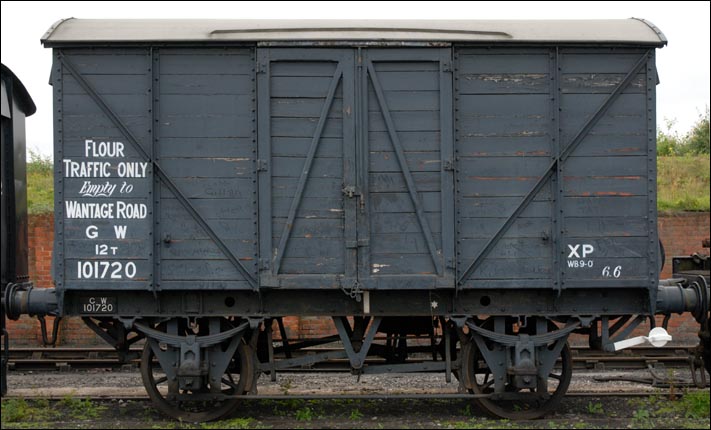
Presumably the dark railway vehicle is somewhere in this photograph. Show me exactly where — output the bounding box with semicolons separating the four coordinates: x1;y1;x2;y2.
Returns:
1;64;37;396
4;19;710;420
670;240;711;376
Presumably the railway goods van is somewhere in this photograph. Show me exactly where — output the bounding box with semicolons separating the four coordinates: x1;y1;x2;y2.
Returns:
3;19;709;420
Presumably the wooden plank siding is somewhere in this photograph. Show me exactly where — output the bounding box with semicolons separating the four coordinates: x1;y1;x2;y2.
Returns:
455;47;652;289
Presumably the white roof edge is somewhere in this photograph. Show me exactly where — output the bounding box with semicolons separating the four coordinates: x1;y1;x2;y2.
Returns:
41;19;667;46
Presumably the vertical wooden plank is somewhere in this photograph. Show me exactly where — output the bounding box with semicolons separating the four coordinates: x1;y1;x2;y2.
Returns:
357;49;372;281
550;48;563;293
367;61;443;276
453;48;462;297
256;48;274;285
646;49;659;309
250;48;260;283
53;50;65;292
457;52;649;286
151;48;162;298
342;51;358;285
271;65;343;274
439;48;455;284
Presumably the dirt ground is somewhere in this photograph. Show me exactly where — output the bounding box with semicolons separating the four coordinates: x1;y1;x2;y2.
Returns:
2;370;709;429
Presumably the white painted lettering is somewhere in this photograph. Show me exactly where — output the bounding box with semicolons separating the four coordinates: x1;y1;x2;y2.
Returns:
65;201;146;219
113;225;128;239
119;182;134;194
63;159;111;178
85;225;98;239
79;180;117;197
116;201;147;219
117;162;148;178
76;261;137;279
568;243;595;259
65;201;114;219
85;139;125;158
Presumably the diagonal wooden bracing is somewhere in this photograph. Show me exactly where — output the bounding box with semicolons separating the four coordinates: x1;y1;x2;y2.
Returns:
59;54;258;289
366;61;443;276
272;64;344;275
457;51;651;287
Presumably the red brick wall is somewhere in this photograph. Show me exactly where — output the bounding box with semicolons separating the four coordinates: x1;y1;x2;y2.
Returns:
7;212;709;348
658;212;710;279
6;213;106;346
653;211;710;345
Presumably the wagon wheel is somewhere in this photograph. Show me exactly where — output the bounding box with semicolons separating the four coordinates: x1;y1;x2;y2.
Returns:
140;339;254;422
462;319;572;420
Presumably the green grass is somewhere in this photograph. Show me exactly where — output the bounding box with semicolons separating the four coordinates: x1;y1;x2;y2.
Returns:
1;398;56;422
1;396;105;423
663;391;710;420
200;417;255;429
586;401;604;415
657;156;710;211
348;408;364;420
294;406;313;421
628;391;710;429
58;395;107;420
26;150;54;215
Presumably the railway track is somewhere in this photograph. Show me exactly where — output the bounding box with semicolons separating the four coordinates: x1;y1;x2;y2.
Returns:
2;391;689;401
2;345;698;371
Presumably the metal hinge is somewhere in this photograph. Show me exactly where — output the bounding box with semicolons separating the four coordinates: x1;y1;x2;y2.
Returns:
342;185;361;198
341;279;363;302
257;159;269;172
257;60;268;75
342;185;366;213
443;159;455;171
345;238;370;249
259;258;270;270
441;61;452;73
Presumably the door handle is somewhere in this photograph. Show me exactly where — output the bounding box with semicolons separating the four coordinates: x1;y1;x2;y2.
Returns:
342;186;366;213
342;185;359;198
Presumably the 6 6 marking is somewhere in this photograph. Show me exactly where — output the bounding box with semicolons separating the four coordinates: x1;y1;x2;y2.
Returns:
602;265;622;278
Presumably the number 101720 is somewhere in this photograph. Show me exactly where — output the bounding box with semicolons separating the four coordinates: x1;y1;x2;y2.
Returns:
77;261;137;279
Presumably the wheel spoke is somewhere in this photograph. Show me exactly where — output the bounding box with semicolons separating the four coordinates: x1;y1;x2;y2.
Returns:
222;378;239;390
465;318;573;420
140;319;255;421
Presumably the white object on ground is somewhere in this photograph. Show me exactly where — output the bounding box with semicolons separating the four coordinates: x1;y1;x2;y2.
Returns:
612;327;672;351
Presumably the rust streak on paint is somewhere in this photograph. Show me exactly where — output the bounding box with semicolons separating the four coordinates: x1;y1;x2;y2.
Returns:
573;191;634;197
513;150;549;156
565;176;643;181
594;191;634;196
594;175;643;180
469;176;537;181
611;147;642;154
